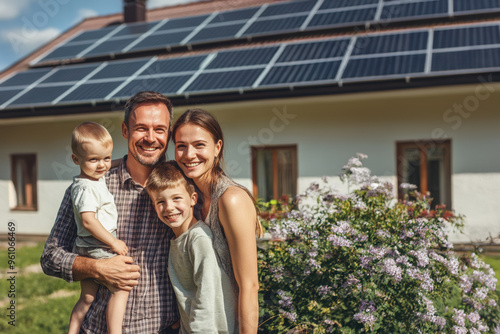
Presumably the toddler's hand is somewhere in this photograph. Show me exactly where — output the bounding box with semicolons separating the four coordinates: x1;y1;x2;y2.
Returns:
111;239;128;256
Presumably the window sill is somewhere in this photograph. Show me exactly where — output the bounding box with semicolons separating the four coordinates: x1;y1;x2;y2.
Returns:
11;207;38;212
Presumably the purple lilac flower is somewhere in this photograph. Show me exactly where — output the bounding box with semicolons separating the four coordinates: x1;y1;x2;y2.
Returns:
277;290;293;308
368;245;388;259
317;285;332;296
494;326;500;333
279;310;297;322
376;229;391;238
469;253;483;269
469;328;481;334
331;221;353;235
409;249;429;267
327;235;352;247
270;265;284;280
467;311;481;324
477;321;489;332
383;258;402;282
452;326;467;334
353;301;377;327
396;256;410;266
453;309;466;326
474;287;489;300
459;275;473;293
341;274;360;288
360;256;373;269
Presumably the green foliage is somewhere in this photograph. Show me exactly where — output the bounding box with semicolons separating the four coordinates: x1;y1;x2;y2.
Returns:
258;154;500;333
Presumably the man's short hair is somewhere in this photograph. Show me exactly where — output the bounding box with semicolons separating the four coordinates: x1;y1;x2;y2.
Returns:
71;122;112;156
124;91;173;128
146;161;195;196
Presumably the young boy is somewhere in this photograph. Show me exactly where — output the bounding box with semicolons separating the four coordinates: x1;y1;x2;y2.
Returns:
146;161;237;334
68;121;129;334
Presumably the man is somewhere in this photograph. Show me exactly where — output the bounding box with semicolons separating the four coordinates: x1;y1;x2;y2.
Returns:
41;91;179;333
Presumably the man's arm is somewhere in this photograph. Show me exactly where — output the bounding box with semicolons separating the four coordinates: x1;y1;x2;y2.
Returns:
40;186;140;290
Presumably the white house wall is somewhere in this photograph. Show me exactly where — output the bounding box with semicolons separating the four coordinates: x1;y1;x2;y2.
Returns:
1;83;499;243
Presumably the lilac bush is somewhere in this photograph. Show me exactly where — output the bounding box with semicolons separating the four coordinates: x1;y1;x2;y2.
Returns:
258;154;500;333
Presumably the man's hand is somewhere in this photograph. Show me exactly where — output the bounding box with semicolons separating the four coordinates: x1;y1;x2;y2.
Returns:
111;239;129;256
96;256;140;291
73;255;140;291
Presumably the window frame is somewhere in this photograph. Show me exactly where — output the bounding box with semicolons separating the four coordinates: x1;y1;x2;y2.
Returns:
396;139;452;209
10;153;38;211
251;144;298;201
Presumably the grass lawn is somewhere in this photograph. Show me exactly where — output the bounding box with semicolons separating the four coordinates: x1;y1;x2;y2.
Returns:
0;242;79;333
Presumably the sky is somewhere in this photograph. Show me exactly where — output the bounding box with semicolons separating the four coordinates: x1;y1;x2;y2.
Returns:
0;0;203;73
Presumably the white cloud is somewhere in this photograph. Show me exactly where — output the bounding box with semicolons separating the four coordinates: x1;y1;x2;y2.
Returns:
2;27;61;55
0;0;29;20
77;8;99;20
147;0;203;9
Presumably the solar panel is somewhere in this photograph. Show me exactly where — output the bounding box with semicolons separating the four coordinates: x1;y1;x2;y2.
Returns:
380;0;448;20
82;37;137;57
144;56;206;74
454;0;500;12
8;85;72;106
209;7;260;23
242;15;308;36
155;15;210;32
112;21;162;38
111;75;192;98
319;0;379;10
127;30;193;52
207;47;280;69
260;0;316;17
260;60;341;86
433;25;500;49
185;69;263;92
188;23;245;43
41;64;101;83
432;48;500;71
59;82;124;102
90;58;152;80
66;26;119;44
352;31;428;55
342;54;426;78
0;68;52;88
277;39;350;62
39;42;95;62
0;89;24;106
307;8;377;28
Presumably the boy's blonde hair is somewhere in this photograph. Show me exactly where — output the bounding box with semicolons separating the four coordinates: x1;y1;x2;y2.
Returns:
146;161;195;197
71;122;113;156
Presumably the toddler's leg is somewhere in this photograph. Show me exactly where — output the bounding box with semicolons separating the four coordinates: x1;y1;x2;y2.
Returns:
68;279;98;334
106;288;129;334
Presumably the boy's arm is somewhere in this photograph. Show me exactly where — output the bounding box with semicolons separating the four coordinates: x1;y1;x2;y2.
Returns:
189;234;221;333
40;187;139;290
80;212;128;255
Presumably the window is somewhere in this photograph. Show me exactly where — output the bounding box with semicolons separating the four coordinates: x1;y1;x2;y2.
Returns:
11;154;37;211
251;145;297;202
396;140;451;209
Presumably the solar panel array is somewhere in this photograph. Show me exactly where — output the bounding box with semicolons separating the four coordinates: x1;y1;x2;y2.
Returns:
33;0;500;65
3;20;500;110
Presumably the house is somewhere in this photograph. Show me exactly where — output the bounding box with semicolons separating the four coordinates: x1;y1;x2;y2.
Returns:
1;0;500;243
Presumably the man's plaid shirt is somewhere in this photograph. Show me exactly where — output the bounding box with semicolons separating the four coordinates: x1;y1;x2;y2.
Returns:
41;156;179;333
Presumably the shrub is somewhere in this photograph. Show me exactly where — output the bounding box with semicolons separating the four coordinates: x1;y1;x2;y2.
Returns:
258;154;500;333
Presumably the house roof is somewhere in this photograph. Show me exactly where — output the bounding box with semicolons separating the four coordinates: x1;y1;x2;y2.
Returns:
1;0;500;119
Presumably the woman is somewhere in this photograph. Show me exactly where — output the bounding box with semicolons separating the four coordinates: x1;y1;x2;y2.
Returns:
172;108;262;333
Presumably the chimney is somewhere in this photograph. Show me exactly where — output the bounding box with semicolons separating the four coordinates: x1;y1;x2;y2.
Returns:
124;0;146;23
